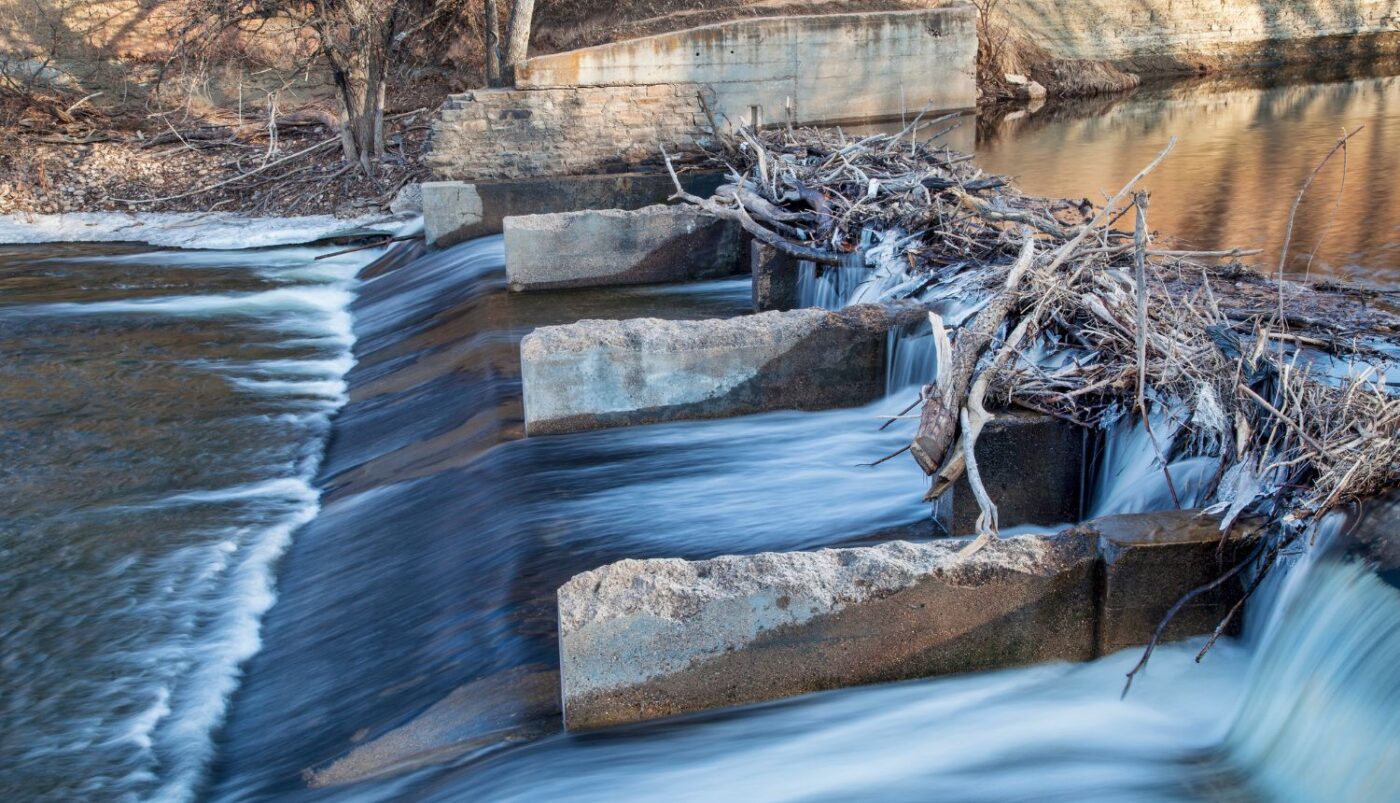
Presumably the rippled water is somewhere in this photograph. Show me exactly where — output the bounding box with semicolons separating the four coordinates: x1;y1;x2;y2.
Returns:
0;243;372;800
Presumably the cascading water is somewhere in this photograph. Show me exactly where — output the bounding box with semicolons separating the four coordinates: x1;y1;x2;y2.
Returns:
1221;528;1400;802
885;324;939;395
0;241;380;802
1088;405;1220;517
11;66;1400;803
8;231;1398;802
795;259;869;310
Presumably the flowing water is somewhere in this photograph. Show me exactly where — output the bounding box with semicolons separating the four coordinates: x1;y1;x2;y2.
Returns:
0;243;369;800
4;68;1400;802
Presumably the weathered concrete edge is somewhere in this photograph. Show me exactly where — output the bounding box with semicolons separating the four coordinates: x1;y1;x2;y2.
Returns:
515;7;978;89
521;303;928;435
558;511;1263;730
559;531;1097;730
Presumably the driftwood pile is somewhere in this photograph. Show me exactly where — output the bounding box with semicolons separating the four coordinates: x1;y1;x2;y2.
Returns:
664;119;1400;560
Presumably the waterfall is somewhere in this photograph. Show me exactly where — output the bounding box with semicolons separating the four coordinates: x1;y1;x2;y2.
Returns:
1221;515;1400;801
885;324;938;395
1088;404;1219;517
796;259;870;310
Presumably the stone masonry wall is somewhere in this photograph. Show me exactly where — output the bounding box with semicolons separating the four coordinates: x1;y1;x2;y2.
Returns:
428;7;977;181
429;83;714;181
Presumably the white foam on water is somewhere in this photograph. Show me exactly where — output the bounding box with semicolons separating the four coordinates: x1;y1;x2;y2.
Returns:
226;376;350;401
149;487;325;803
1221;519;1400;801
19;284;355;321
0;211;412;250
452;639;1250;803
4;238;381;801
155;477;323;508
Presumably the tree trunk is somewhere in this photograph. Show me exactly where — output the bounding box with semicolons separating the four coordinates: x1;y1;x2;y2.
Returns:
505;0;535;68
333;54;386;177
332;68;363;169
485;0;503;86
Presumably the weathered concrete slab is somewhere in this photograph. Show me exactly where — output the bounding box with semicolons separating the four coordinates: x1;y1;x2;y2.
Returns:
521;303;924;435
557;509;1262;730
504;205;743;292
750;240;803;313
1088;510;1262;655
943;410;1085;535
422;172;726;248
558;533;1096;730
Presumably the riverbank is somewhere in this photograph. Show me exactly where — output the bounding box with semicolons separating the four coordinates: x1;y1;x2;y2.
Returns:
0;112;430;218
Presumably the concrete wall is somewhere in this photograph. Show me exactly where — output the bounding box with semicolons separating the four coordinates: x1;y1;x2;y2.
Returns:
1090;510;1261;654
517;9;978;124
520;303;925;435
428;7;977;181
1004;0;1400;65
558;510;1260;730
750;240;805;312
504;205;744;292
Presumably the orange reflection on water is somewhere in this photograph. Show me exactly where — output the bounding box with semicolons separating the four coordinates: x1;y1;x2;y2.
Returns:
976;71;1400;287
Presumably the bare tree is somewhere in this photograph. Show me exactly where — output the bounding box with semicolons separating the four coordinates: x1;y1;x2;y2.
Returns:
171;0;466;176
484;0;503;85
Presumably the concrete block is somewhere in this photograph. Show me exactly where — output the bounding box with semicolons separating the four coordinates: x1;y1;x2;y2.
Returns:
421;172;726;248
520;303;924;435
750;240;803;312
943;410;1085;535
503;205;743;292
1086;510;1262;655
421;181;484;248
558;533;1097;730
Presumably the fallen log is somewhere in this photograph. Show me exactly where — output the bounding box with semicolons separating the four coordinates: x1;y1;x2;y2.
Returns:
910;236;1035;475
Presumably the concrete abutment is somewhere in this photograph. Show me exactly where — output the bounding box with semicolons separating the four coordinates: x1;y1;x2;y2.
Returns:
520;303;926;435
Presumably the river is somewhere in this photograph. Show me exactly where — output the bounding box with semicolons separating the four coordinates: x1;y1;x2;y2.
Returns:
2;69;1399;802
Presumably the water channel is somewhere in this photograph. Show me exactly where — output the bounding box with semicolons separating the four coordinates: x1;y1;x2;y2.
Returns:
2;68;1398;802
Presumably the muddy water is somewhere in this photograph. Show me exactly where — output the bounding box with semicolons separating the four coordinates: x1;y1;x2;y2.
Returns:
976;70;1400;287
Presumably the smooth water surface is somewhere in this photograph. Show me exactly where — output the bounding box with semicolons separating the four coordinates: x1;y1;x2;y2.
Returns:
977;71;1400;287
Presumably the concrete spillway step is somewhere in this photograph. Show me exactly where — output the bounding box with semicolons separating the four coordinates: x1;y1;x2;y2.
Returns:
558;510;1260;730
503;205;744;292
520;303;927;435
